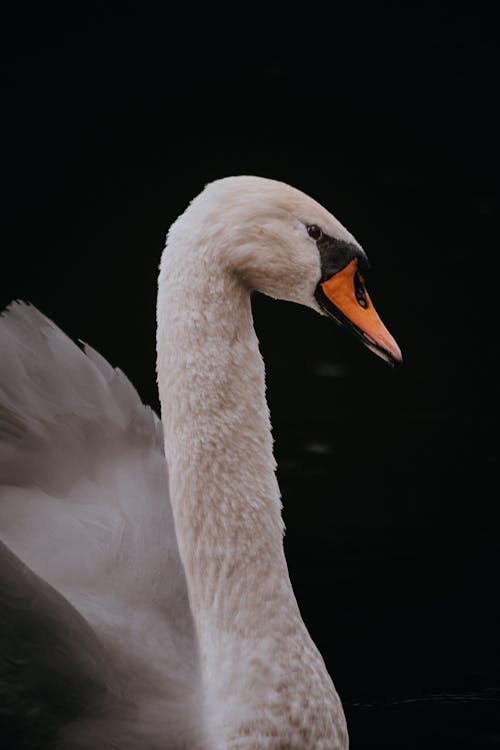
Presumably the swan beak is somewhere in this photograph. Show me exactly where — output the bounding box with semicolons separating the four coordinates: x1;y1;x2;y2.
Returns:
315;259;403;366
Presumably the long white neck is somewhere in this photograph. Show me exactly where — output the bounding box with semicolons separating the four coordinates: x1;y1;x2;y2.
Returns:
157;230;347;749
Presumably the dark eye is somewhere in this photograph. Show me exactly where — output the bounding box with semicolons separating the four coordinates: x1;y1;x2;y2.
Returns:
307;224;323;240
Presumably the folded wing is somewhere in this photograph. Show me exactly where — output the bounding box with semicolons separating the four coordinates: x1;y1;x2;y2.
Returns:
0;303;199;748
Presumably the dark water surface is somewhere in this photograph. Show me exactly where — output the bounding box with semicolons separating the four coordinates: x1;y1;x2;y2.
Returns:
346;691;500;749
263;333;498;748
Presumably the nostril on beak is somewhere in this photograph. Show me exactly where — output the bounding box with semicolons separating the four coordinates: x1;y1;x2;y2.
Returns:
354;272;368;309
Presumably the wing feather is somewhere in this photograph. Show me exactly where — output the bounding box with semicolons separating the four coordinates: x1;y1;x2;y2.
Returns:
0;540;108;749
0;302;199;748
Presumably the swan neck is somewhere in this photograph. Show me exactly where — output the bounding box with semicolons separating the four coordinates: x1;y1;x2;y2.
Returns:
157;247;288;621
156;232;347;748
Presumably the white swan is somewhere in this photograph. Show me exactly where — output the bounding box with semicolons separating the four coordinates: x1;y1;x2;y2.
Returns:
0;176;401;749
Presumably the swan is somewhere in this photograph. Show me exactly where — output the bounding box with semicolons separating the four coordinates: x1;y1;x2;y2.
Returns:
0;175;401;749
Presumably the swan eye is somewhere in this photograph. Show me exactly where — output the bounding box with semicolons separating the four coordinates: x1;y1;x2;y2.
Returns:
307;224;323;240
354;271;368;309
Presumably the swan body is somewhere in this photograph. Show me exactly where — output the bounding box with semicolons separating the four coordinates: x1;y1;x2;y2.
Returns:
0;176;401;749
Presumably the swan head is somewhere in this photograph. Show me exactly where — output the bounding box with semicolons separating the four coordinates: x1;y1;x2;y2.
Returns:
170;175;402;366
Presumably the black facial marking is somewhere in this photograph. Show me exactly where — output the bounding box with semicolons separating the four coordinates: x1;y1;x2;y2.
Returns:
311;231;398;367
315;233;369;282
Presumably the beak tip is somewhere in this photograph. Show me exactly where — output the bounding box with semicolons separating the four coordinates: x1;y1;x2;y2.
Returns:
381;334;403;368
391;346;403;367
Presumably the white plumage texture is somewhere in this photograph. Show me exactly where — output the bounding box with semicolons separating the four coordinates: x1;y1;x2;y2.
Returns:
0;302;201;749
0;177;361;749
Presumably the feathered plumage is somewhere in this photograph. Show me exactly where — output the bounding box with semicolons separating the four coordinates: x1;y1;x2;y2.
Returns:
0;302;200;749
0;177;401;749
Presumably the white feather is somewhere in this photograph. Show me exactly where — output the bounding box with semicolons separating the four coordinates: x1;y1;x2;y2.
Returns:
0;176;383;749
0;302;202;749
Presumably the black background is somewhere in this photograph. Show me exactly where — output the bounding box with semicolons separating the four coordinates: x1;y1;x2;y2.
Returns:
1;2;498;748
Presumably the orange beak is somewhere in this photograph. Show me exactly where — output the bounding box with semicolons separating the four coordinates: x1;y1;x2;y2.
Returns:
316;259;402;366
